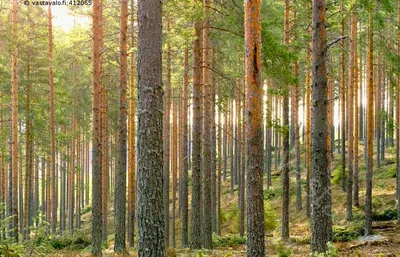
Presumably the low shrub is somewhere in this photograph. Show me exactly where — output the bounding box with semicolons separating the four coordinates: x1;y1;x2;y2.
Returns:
332;166;344;186
265;200;278;232
333;222;363;242
276;241;292;257
50;231;90;250
212;233;246;247
372;209;398;221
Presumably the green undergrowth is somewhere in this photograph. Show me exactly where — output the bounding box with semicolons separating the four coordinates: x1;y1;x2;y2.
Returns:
333;221;364;242
212;233;246;247
49;231;90;250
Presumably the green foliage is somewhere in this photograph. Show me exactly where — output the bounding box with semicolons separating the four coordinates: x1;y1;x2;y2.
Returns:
333;223;364;242
81;206;92;215
264;200;278;232
374;164;396;179
332;166;344;186
311;242;341;257
212;233;246;247
372;209;398;221
263;188;282;200
219;203;239;233
49;231;90;251
0;205;24;257
276;241;293;257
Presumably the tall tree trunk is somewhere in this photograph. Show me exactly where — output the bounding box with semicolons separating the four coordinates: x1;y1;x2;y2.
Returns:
244;0;265;255
281;0;290;240
10;0;19;241
163;21;171;248
397;0;400;223
202;0;212;246
305;45;311;217
23;57;32;240
181;48;189;247
48;0;57;234
294;58;301;211
91;0;104;254
127;0;136;247
266;82;272;190
171;88;177;248
101;83;108;241
346;14;356;221
240;81;246;237
353;14;360;208
340;3;346;193
310;0;333;253
190;14;203;250
217;107;222;235
75;134;81;229
365;7;374;236
114;0;128;252
137;0;165;253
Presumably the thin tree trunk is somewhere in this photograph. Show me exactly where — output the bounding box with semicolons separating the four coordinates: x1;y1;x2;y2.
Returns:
181;48;189;247
340;3;346;193
305;45;311;217
281;0;290;240
397;0;400;224
10;0;19;241
353;14;360;208
127;0;136;247
163;20;171;248
23;57;32;240
101;84;108;241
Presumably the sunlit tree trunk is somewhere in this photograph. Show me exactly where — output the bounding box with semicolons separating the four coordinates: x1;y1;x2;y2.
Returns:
244;0;265;255
91;0;104;254
365;7;374;236
47;0;57;233
127;0;136;247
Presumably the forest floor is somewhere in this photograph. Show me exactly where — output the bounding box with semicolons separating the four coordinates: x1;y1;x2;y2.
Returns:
53;144;400;257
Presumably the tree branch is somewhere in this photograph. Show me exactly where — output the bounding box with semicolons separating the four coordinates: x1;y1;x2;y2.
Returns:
327;36;348;49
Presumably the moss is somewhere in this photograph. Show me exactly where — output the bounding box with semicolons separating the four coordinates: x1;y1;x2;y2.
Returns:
333;223;363;242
